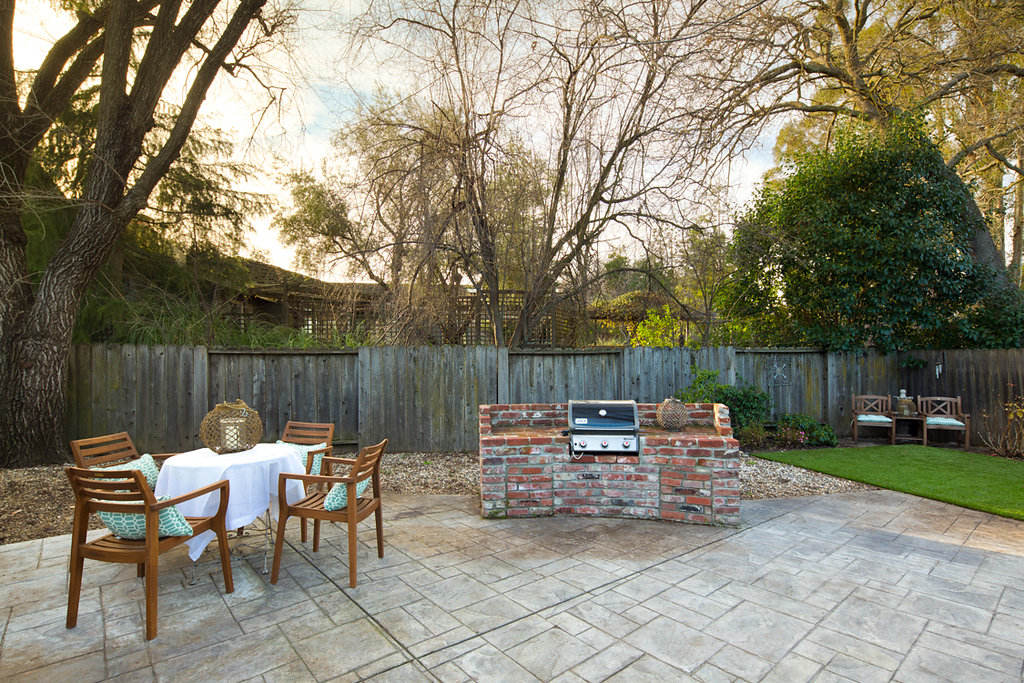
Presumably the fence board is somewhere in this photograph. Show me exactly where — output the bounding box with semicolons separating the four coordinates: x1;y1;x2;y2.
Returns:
66;344;1024;452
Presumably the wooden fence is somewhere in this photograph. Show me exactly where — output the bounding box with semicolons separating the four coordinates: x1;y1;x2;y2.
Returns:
66;345;1024;452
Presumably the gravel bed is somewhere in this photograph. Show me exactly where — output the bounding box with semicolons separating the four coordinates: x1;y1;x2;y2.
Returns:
740;454;875;499
1;451;868;545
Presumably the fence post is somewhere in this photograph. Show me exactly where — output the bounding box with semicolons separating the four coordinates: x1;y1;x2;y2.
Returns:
826;351;843;433
497;347;510;404
191;346;208;448
357;346;370;449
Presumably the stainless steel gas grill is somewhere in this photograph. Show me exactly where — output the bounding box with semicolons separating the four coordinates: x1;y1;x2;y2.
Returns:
567;400;640;456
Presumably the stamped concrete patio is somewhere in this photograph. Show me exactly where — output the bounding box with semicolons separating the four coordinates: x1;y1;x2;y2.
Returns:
2;490;1024;682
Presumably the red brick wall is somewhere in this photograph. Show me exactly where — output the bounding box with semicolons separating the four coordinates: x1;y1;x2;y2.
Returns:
479;403;741;526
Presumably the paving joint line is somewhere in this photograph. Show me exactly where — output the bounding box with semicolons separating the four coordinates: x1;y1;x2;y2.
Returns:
324;496;824;677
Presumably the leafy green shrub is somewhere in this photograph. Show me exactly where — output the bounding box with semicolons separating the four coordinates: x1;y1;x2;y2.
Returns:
776;413;838;447
631;305;683;347
737;422;771;449
675;368;770;433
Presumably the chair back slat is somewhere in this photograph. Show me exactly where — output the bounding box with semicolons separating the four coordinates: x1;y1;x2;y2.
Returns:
66;467;155;512
920;396;962;418
352;439;388;481
853;395;890;415
70;432;141;468
281;421;334;446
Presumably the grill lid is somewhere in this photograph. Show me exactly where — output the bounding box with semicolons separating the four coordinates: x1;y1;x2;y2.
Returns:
568;400;638;433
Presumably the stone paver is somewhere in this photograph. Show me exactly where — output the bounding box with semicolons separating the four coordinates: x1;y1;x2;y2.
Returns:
2;490;1024;681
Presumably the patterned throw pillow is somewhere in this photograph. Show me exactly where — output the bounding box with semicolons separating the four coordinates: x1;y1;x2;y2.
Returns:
93;453;160;489
324;478;372;511
278;441;329;474
98;497;193;539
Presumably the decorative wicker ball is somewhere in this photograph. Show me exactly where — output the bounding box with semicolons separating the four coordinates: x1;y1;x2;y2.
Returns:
656;398;687;431
199;399;264;453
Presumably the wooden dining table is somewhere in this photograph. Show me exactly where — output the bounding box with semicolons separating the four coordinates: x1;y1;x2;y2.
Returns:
154;442;306;561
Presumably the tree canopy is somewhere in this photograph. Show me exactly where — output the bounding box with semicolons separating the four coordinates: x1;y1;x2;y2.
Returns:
726;118;1024;352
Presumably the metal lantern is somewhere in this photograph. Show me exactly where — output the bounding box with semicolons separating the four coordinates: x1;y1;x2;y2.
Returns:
199;399;264;453
656;398;688;431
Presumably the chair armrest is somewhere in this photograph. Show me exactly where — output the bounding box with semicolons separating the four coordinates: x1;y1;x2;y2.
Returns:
279;470;369;486
302;445;333;473
153;479;229;510
322;456;374;482
151;453;177;464
279;472;349;486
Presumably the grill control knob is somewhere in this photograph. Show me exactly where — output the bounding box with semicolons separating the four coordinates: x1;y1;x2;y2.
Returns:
579;440;587;448
601;440;609;448
622;438;631;449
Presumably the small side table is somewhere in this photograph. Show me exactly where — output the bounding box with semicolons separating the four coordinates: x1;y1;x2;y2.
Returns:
892;415;924;444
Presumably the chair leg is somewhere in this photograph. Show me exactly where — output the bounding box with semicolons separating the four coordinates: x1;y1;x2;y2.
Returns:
137;563;145;577
312;519;321;553
66;552;84;629
144;551;159;640
216;523;234;594
348;518;358;588
375;505;384;559
270;511;290;584
922;425;928;447
300;519;307;543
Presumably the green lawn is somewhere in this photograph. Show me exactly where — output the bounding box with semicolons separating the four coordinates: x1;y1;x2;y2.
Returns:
755;445;1024;520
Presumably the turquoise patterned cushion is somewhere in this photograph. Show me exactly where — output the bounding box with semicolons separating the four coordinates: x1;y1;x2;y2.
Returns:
857;414;892;424
278;441;329;474
324;478;372;511
93;453;159;489
98;497;193;539
926;416;965;427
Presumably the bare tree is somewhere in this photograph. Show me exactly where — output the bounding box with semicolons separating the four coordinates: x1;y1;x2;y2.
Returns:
344;0;736;347
0;0;288;465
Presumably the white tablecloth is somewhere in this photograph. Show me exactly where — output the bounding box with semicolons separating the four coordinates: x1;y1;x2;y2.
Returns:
155;443;307;560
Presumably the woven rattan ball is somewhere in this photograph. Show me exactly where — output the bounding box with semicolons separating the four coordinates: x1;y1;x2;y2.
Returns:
656;398;688;431
199;399;264;453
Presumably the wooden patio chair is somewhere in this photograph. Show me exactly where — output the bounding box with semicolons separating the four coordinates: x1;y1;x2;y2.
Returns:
70;432;177;468
65;466;234;640
280;420;335;541
920;396;970;448
270;439;387;588
852;395;894;443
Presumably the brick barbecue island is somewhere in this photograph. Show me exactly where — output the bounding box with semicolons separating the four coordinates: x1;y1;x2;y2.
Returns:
479;403;741;526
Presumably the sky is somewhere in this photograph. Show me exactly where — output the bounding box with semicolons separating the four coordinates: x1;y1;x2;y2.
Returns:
14;0;775;283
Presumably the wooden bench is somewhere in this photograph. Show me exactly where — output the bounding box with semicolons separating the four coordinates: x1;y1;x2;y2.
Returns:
920;396;970;448
852;395;895;443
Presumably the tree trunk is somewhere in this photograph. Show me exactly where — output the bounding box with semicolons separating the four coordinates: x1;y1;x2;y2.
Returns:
1012;148;1023;286
0;332;71;465
938;162;1016;289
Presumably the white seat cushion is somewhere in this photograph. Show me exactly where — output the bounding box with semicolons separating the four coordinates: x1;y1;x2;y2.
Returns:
857;414;892;424
926;416;965;427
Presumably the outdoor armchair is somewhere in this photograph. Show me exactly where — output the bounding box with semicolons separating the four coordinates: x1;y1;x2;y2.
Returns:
852;395;895;444
65;466;234;640
270;438;387;588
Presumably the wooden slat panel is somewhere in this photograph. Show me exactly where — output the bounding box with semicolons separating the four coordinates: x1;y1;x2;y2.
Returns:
66;344;1024;453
